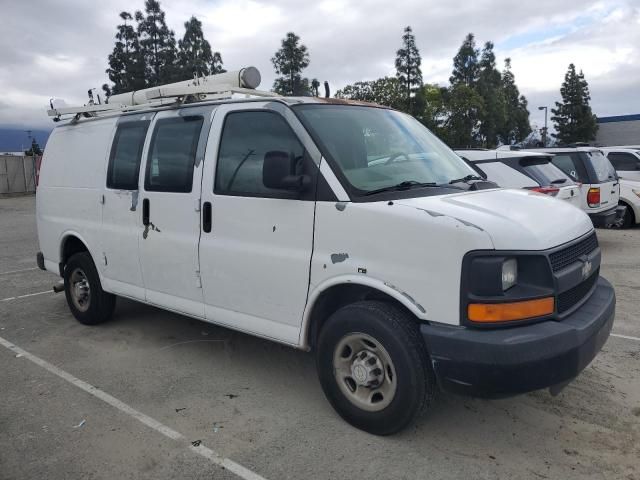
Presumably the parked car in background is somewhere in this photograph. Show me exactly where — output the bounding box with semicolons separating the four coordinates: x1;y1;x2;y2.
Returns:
455;149;581;208
618;178;640;228
524;147;624;228
601;147;640;182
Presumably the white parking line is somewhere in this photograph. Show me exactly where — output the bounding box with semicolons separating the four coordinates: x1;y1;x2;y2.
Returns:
0;335;267;480
1;290;53;302
611;333;640;342
0;267;38;276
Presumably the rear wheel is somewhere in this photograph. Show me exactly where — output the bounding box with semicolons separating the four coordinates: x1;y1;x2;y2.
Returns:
64;252;115;325
316;301;435;435
621;204;635;229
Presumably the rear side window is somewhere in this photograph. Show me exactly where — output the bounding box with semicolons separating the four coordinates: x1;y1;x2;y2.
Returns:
476;162;537;188
551;154;584;182
107;122;150;190
608;152;640;171
519;159;572;186
145;116;204;193
215;111;305;197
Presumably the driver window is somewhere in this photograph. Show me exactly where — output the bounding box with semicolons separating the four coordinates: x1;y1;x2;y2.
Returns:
215;111;305;197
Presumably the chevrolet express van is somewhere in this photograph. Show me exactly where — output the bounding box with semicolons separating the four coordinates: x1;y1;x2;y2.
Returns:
37;74;615;435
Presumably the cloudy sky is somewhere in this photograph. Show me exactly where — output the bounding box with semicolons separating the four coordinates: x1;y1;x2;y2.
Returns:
1;0;639;133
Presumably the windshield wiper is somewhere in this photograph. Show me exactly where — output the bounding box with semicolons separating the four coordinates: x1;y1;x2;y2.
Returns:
449;174;484;185
364;180;438;196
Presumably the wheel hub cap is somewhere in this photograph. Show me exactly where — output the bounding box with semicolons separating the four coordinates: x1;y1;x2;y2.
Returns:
350;350;384;387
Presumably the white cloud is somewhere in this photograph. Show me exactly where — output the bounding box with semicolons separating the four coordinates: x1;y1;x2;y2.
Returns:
0;0;638;133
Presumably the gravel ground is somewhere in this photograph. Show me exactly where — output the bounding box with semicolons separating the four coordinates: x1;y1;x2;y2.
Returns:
1;195;638;480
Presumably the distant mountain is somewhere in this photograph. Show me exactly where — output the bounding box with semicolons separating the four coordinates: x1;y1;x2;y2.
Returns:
0;127;52;153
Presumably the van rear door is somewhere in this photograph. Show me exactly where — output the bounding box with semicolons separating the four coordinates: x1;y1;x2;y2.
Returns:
137;106;214;317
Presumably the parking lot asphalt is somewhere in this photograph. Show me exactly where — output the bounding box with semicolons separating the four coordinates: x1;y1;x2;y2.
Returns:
1;194;639;480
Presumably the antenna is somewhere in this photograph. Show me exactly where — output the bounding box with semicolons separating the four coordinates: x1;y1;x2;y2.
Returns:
47;67;277;122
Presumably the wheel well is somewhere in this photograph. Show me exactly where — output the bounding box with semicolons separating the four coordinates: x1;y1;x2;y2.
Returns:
61;236;89;272
306;284;416;350
620;200;636;224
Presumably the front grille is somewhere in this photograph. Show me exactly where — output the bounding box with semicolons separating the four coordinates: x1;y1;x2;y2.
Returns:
557;269;599;313
549;233;598;272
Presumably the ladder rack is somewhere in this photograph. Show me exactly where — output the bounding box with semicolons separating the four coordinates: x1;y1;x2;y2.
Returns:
47;67;280;122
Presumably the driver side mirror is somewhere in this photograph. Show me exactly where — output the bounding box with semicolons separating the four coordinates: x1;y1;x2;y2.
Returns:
263;151;311;192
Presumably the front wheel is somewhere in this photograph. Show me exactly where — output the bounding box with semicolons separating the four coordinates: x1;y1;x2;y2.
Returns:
64;252;115;325
316;301;435;435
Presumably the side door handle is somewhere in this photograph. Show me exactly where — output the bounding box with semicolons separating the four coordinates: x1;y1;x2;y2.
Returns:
203;201;212;233
142;198;150;226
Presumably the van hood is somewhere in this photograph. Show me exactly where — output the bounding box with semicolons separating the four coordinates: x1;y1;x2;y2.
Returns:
395;188;593;250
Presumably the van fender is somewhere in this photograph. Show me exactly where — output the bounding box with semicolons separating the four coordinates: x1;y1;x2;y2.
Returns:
58;230;105;281
299;274;429;349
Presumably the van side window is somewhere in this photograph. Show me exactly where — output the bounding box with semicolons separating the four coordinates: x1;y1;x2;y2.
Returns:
215;111;305;197
145;116;204;193
107;121;150;190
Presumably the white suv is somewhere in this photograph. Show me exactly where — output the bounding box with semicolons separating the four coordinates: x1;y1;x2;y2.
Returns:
455;149;582;208
525;147;623;228
602;147;640;182
36;76;616;435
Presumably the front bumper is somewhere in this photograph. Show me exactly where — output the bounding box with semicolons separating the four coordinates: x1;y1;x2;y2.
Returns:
421;276;615;398
588;206;619;228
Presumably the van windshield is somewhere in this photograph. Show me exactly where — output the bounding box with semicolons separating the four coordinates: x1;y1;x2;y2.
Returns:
293;105;476;196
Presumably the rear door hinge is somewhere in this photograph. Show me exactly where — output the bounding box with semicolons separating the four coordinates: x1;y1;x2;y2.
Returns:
195;270;202;288
195;198;201;212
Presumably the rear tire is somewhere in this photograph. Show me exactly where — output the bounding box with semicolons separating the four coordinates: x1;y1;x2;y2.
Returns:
316;301;435;435
64;252;115;325
621;205;635;229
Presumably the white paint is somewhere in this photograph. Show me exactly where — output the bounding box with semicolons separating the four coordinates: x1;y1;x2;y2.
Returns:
1;290;52;302
618;178;640;225
0;335;267;480
0;267;38;275
611;333;640;342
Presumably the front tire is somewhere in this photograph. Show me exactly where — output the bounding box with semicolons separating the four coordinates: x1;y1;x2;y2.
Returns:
316;301;435;435
621;205;635;229
64;252;115;325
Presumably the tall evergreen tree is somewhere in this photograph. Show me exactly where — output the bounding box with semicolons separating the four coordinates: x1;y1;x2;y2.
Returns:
498;58;531;144
178;16;216;79
450;33;479;87
395;26;423;110
551;64;598;144
476;42;505;147
211;52;226;74
271;32;310;96
335;77;405;110
105;12;145;95
136;0;179;86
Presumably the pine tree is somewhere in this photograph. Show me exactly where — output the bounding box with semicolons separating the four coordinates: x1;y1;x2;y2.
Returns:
551;64;598;144
105;12;145;95
136;0;179;86
395;26;423;111
271;32;310;96
446;34;483;146
211;51;226;74
476;42;505;147
450;33;479;87
498;58;531;144
178;16;214;79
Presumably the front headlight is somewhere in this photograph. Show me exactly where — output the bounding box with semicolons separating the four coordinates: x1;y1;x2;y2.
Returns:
501;258;518;291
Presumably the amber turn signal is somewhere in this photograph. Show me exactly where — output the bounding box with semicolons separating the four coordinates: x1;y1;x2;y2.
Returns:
468;297;555;323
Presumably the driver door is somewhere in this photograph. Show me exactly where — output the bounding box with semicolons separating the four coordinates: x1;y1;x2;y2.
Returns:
198;103;317;344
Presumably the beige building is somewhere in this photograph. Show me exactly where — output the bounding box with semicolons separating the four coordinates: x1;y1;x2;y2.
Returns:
596;114;640;146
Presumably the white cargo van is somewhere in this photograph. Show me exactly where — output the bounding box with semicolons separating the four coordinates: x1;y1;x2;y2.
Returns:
36;70;615;435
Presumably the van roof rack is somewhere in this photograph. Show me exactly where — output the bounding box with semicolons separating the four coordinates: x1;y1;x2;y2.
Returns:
47;67;279;122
